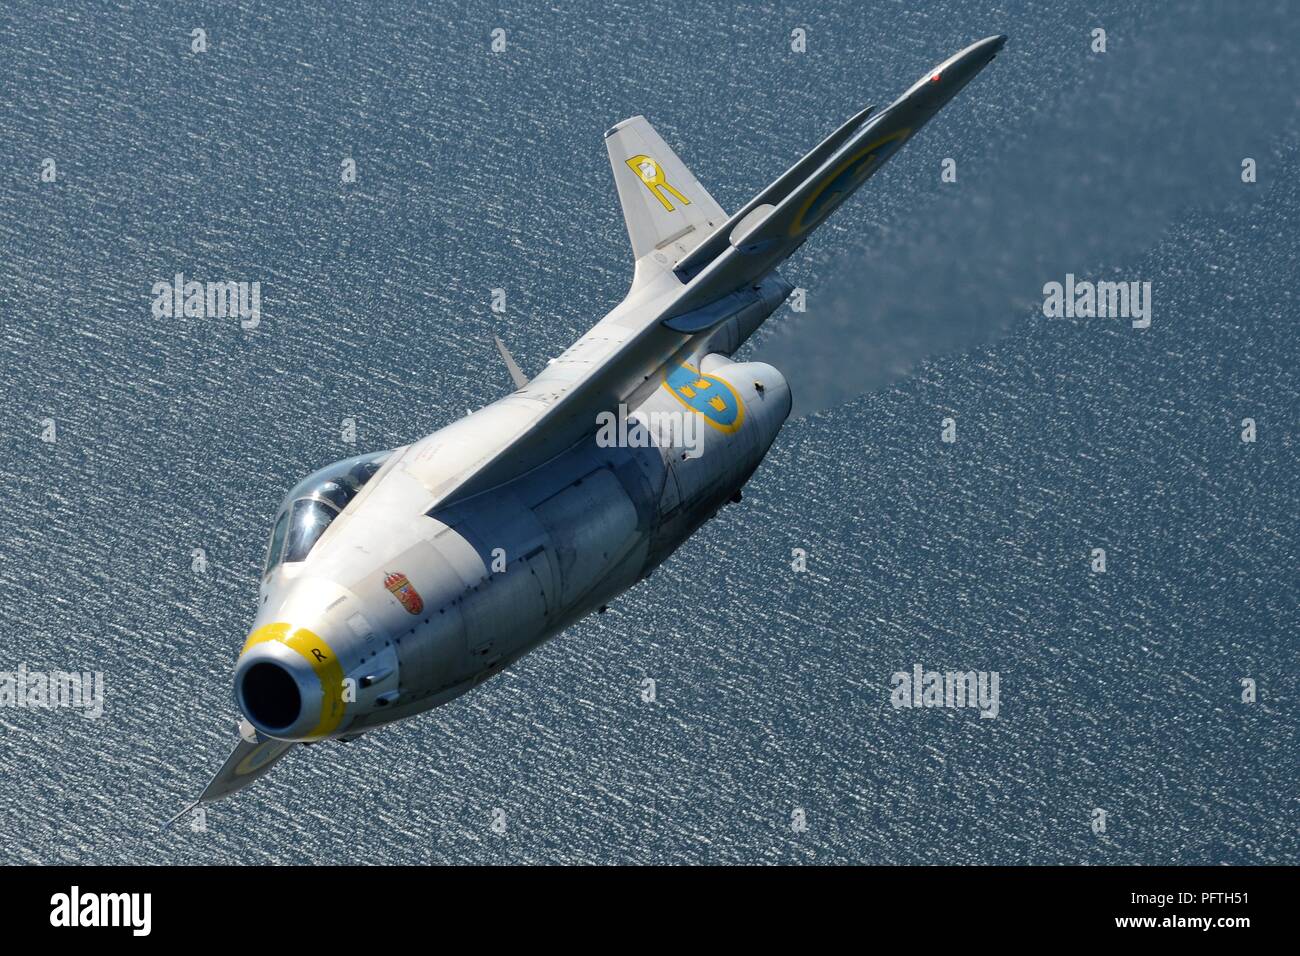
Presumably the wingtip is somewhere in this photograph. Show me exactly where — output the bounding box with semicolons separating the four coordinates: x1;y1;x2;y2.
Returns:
163;799;200;831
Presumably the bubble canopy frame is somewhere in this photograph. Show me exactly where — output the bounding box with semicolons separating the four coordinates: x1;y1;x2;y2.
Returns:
263;450;392;575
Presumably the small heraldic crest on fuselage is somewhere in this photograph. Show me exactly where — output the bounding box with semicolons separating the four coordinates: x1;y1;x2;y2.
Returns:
384;571;424;615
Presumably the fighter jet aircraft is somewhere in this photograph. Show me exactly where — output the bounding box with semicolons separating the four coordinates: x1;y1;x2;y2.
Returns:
172;35;1006;820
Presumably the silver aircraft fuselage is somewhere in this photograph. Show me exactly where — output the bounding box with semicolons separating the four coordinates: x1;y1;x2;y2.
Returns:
236;278;794;744
183;35;1005;811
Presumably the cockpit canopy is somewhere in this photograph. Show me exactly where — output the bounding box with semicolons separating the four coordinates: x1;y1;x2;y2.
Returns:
263;450;392;576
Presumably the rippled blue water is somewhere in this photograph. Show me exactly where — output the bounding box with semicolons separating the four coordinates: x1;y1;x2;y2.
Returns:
1;0;1295;863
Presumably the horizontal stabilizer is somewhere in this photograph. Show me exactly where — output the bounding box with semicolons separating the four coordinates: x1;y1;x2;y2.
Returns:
493;334;528;389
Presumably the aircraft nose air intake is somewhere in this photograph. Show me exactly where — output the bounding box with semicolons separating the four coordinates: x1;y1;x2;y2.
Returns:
234;623;345;740
239;661;302;729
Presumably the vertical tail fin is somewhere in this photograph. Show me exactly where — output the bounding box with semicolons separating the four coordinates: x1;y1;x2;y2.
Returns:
604;117;727;289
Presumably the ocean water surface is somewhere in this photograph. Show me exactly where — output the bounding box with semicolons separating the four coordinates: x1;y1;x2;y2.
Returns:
0;0;1295;863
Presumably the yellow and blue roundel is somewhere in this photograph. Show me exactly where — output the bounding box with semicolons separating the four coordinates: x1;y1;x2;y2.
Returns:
663;363;744;433
236;739;286;775
789;127;912;237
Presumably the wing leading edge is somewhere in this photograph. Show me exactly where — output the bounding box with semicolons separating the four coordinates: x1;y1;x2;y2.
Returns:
431;38;1005;511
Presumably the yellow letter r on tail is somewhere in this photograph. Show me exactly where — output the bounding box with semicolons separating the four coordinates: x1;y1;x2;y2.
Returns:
626;154;690;211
